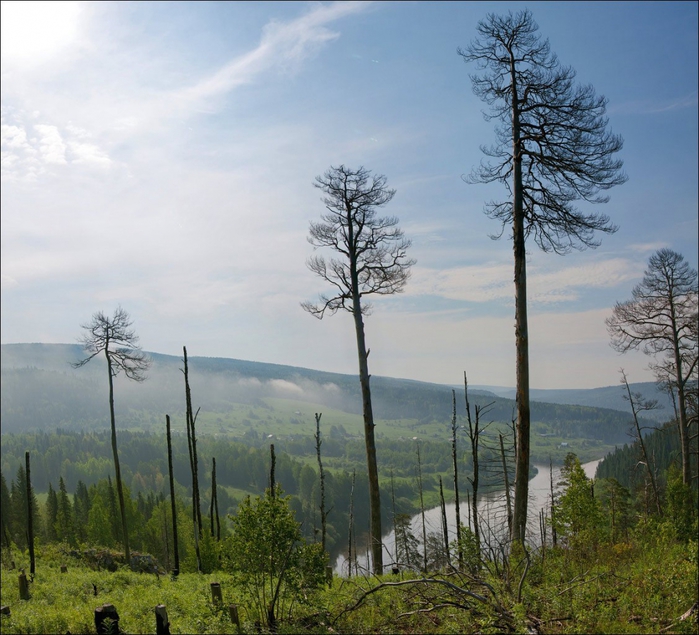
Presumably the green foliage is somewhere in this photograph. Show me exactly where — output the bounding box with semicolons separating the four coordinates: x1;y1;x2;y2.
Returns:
665;464;696;542
222;484;327;627
451;524;480;574
555;454;603;548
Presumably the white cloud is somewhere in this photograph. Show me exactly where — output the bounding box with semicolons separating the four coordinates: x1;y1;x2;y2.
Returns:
34;124;67;164
68;140;110;166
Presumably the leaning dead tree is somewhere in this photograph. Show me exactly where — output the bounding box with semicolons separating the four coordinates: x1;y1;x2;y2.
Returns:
303;165;415;574
73;307;150;562
620;369;662;515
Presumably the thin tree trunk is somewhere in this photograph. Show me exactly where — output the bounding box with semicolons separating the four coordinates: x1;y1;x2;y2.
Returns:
182;347;201;572
499;433;513;535
549;457;557;548
451;389;463;568
351;301;382;574
510;53;531;545
622;372;662;515
210;458;220;540
166;415;180;575
669;293;691;485
183;347;202;537
314;413;327;552
269;444;276;496
416;441;427;573
106;350;130;562
348;469;356;577
439;476;450;565
465;374;480;550
25;452;35;576
390;470;397;565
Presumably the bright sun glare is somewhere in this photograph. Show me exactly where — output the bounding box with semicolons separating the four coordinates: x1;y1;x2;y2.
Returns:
1;0;80;62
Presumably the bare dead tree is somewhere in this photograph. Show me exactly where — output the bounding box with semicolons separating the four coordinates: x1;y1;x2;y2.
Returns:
314;413;328;553
210;458;220;541
166;415;180;576
607;249;698;485
460;9;626;543
549;456;557;548
302;165;415;574
439;477;450;565
499;433;513;535
450;389;463;567
73;307;150;562
415;439;428;574
182;347;202;571
620;369;662;515
348;469;356;577
25;452;35;576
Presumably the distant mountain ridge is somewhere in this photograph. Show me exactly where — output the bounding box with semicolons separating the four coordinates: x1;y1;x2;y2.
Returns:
0;343;664;441
473;383;674;421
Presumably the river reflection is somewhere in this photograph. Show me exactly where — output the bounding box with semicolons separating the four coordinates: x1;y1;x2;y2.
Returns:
334;458;601;574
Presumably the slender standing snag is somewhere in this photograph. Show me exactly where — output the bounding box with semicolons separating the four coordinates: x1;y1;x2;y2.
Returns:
24;452;35;576
314;413;328;552
302;165;415;574
73;307;150;562
460;10;626;542
166;415;179;576
450;390;463;567
607;249;698;485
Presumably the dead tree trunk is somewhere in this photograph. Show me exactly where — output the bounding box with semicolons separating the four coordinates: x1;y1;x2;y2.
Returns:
348;469;356;576
439;477;450;565
415;440;428;573
314;413;327;552
450;389;463;568
24;452;35;576
166;415;180;575
499;433;513;535
269;444;276;496
549;457;557;548
210;458;220;540
464;374;480;550
106;353;130;563
621;370;662;515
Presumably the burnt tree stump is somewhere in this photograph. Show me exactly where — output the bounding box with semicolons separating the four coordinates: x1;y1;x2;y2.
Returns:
210;582;222;605
94;603;120;634
155;604;170;635
18;573;30;600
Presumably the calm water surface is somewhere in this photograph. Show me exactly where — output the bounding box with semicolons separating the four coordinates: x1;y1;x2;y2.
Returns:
334;458;601;574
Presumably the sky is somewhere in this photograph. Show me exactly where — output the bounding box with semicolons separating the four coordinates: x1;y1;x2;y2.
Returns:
1;1;697;390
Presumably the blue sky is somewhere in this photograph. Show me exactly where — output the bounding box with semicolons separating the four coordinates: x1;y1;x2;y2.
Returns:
1;1;697;389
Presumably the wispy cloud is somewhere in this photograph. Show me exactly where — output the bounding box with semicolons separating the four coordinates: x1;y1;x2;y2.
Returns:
608;91;698;115
406;257;640;307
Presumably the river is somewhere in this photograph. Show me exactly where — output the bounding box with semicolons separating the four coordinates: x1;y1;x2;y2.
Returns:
334;458;601;574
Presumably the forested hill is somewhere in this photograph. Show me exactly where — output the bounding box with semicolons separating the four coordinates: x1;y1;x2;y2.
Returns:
1;343;657;443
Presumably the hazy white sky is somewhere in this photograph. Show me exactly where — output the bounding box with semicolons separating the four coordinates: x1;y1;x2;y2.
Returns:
2;1;697;389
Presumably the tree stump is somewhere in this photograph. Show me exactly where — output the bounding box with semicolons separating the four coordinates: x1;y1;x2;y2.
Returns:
94;603;120;634
18;573;30;600
210;582;222;605
60;565;68;574
155;604;170;635
0;606;10;616
229;604;241;633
